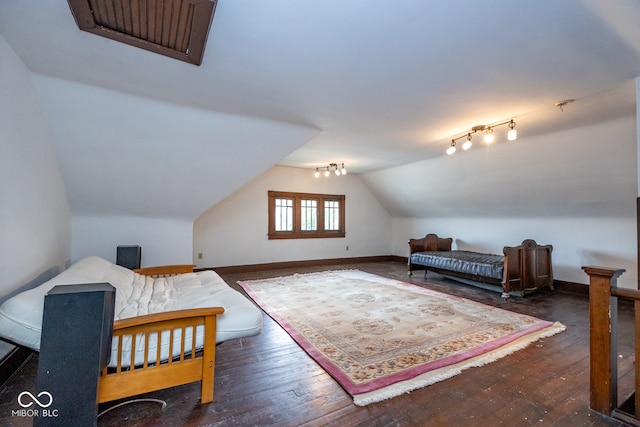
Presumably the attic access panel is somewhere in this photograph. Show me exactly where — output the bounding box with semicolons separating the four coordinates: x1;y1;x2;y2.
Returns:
67;0;217;65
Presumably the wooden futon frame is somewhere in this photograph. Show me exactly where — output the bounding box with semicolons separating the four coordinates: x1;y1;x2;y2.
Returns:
97;265;224;405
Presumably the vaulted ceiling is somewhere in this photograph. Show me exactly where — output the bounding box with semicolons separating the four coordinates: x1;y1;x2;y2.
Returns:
1;0;639;219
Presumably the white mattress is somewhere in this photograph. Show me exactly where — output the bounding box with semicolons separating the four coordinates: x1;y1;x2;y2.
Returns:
0;256;263;366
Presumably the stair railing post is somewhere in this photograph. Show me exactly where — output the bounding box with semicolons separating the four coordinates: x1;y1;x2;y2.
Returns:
582;266;625;415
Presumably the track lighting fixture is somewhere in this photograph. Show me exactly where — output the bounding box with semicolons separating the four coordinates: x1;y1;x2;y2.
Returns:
314;163;347;178
447;119;517;155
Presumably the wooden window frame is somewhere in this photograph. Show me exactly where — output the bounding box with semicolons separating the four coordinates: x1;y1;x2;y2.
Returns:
268;191;345;240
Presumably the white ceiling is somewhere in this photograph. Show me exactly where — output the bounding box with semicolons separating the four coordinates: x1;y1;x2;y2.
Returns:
1;0;640;219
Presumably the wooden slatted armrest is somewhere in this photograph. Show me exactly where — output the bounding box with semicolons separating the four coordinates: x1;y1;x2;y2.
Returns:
133;264;195;277
113;307;224;330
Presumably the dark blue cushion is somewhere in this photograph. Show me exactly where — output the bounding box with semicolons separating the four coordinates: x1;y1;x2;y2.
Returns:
410;250;504;280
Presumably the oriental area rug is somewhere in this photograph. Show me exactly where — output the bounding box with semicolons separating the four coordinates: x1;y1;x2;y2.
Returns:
238;270;565;406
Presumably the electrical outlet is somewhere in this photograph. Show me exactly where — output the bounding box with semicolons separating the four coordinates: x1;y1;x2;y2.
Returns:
198;252;203;259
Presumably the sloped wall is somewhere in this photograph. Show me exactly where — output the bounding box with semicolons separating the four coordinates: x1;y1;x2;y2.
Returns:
193;166;392;268
0;35;71;299
71;215;193;267
363;115;638;288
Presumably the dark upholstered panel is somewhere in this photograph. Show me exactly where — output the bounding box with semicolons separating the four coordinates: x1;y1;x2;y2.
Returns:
410;250;504;280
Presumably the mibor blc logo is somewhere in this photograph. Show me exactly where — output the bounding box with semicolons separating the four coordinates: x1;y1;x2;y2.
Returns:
12;391;58;418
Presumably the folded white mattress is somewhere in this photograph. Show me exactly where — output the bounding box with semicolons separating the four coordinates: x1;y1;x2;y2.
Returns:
0;256;263;366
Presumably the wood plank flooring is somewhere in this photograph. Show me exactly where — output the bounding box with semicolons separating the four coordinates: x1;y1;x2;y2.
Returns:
0;261;634;426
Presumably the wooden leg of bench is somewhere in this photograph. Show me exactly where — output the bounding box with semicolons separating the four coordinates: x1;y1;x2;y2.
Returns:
501;282;511;300
200;316;217;404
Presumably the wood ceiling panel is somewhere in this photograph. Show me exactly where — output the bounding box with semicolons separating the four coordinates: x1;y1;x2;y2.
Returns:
68;0;216;65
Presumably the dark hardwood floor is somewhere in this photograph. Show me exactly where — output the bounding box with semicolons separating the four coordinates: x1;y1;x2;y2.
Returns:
0;261;634;426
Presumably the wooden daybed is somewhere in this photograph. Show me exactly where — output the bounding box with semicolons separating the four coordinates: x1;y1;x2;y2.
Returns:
408;233;554;298
98;264;223;404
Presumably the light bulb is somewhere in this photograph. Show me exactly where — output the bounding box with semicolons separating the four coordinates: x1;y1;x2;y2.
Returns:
462;134;472;150
335;168;341;176
446;145;456;155
324;170;330;177
314;168;320;178
340;164;347;175
484;128;494;143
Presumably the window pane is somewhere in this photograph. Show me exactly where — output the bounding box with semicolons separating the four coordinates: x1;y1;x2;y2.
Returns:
275;198;293;231
325;200;340;230
300;199;317;231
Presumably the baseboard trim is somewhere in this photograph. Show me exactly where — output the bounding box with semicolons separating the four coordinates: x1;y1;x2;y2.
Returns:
553;279;589;296
392;255;408;264
198;255;401;275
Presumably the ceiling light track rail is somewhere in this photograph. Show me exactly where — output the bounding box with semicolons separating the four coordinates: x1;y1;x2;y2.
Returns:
314;163;347;178
447;119;517;155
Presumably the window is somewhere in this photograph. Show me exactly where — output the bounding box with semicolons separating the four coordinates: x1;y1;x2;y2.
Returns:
300;199;317;231
274;198;293;231
324;200;340;230
268;191;345;239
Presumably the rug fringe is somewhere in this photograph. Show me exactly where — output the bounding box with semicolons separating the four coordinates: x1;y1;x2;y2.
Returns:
353;321;566;406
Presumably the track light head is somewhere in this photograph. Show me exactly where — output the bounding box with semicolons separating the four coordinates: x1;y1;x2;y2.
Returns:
462;134;472;150
484;127;494;143
507;120;517;141
446;140;456;155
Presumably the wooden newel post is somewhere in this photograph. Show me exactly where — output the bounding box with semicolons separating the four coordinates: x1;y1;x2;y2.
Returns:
582;266;625;415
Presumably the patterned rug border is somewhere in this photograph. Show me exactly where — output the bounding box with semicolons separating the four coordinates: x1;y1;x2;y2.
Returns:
238;270;566;406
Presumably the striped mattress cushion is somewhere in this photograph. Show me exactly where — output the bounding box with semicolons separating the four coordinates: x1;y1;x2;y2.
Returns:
410;250;504;280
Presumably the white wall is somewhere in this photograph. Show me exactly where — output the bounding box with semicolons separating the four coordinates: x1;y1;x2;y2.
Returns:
193;166;392;268
365;115;638;288
72;215;193;267
0;35;71;299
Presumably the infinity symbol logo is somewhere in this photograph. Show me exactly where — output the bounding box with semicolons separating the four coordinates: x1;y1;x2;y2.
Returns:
18;391;53;408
